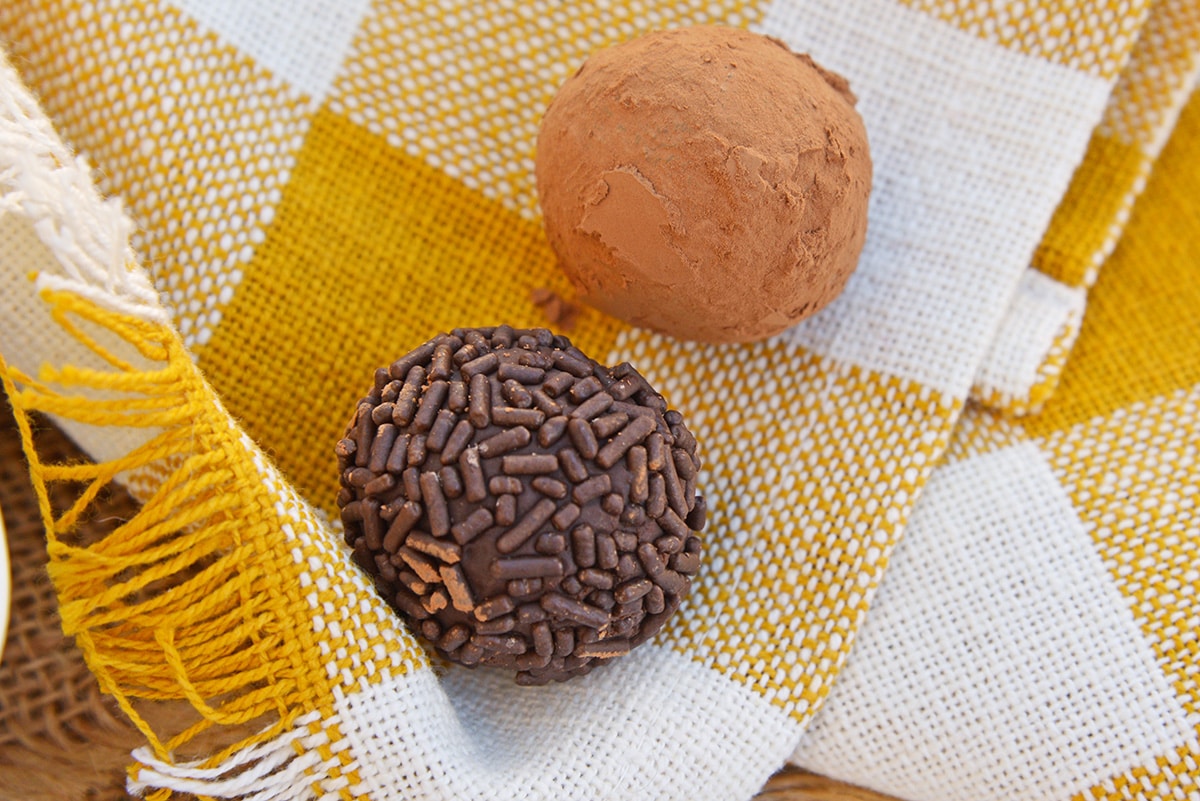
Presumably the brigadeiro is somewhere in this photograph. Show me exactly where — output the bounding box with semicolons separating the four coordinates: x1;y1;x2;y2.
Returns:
536;26;872;343
335;326;705;685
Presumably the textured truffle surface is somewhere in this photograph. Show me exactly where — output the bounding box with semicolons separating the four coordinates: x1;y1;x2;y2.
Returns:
336;326;705;684
536;26;872;343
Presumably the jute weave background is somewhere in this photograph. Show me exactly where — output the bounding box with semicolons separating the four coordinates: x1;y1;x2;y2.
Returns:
0;397;142;801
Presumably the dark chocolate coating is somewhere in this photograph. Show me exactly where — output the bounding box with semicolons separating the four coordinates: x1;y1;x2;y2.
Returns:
336;326;705;684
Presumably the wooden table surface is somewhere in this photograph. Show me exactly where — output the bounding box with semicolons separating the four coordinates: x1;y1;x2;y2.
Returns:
759;768;898;801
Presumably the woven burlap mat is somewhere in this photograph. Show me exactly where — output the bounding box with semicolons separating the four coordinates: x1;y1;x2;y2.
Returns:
0;388;887;801
0;400;143;800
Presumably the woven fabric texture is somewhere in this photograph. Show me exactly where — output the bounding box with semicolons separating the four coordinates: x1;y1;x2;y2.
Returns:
970;0;1200;414
797;87;1200;799
0;400;866;801
0;1;1195;800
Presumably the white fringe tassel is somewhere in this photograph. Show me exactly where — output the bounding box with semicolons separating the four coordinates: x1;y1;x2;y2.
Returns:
0;48;168;324
128;710;355;801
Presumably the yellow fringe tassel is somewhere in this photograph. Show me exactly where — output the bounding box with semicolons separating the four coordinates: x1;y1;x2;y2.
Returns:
0;288;330;778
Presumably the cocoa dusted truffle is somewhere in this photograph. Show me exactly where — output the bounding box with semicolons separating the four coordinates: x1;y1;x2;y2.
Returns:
335;326;705;684
536;26;872;343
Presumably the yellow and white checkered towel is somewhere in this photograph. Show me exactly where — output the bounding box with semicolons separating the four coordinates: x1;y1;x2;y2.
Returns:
972;0;1200;415
0;1;1196;800
797;88;1200;799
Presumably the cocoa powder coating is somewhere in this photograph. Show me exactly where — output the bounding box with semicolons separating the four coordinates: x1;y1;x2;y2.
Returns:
536;26;872;343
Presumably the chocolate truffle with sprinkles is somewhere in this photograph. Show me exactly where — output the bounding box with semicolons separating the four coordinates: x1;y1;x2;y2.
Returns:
335;326;706;684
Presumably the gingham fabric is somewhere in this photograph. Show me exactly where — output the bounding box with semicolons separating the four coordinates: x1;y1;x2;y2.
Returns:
970;0;1200;415
796;88;1200;799
0;3;1195;801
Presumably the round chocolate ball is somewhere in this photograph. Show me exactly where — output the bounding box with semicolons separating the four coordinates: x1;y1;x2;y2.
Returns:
335;326;705;684
536;26;872;343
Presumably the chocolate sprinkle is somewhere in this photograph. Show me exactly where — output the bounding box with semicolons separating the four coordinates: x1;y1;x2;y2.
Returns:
542;371;574;397
441;419;475;465
335;327;705;684
468;373;491;429
566;417;599;460
494;493;517;526
450;507;493;545
426;409;457;452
